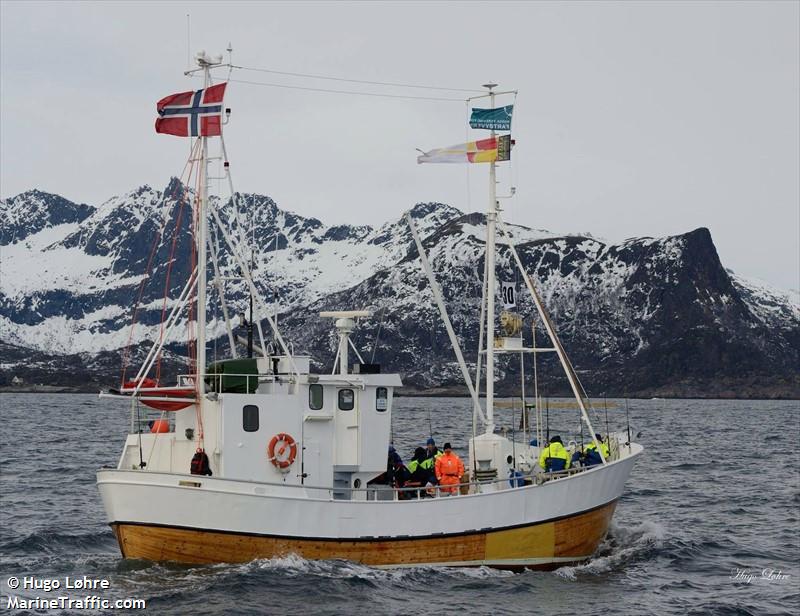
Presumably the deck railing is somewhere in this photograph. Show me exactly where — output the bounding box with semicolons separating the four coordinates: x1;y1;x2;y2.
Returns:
109;459;622;501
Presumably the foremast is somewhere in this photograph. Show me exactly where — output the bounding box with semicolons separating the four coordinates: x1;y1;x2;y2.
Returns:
195;54;212;400
111;50;304;424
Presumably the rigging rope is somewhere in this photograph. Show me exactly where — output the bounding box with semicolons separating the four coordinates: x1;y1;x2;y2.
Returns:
155;177;191;382
225;77;465;102
120;140;201;386
465;99;472;211
370;305;387;364
508;91;518;217
532;320;541;447
230;64;483;93
190;161;206;448
120;232;163;386
145;409;168;469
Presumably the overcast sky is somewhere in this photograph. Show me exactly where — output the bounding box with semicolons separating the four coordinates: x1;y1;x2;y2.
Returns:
2;1;798;290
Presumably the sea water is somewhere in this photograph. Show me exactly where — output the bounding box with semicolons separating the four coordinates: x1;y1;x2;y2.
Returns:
0;394;797;615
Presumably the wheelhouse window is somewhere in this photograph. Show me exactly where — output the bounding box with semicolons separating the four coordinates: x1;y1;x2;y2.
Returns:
309;384;324;410
376;387;388;412
243;405;259;432
338;389;355;411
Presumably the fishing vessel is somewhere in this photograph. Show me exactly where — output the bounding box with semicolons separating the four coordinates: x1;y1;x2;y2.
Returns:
96;52;642;569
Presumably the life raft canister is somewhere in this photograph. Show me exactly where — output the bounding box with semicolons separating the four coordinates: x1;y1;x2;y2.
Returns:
149;419;170;433
268;433;297;470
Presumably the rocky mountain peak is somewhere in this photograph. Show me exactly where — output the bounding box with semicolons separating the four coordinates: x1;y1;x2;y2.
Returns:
0;189;95;245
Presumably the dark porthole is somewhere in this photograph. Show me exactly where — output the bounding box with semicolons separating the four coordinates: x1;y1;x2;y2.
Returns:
243;405;259;432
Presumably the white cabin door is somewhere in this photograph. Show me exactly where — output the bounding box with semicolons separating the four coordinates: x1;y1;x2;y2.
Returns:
335;388;359;466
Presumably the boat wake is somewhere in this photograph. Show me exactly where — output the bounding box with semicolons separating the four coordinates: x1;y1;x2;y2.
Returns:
101;553;517;613
216;553;514;581
554;520;666;580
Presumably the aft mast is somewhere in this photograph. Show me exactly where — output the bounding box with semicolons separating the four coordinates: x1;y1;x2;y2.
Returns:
484;83;498;435
414;83;609;464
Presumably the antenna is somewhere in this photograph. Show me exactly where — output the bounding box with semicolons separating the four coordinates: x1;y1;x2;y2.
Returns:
186;14;191;71
319;311;372;375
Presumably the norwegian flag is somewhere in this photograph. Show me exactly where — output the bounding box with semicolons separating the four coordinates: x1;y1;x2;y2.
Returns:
155;83;227;137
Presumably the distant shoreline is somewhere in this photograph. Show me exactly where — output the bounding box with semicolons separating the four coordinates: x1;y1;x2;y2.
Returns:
1;386;797;401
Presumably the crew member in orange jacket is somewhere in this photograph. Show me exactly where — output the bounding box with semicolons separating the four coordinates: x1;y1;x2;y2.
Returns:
434;442;464;496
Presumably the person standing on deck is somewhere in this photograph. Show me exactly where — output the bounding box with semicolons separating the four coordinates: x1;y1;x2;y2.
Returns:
583;434;610;466
385;445;405;486
435;442;464;496
421;438;443;471
538;436;570;472
404;447;430;498
407;447;430;484
421;438;443;486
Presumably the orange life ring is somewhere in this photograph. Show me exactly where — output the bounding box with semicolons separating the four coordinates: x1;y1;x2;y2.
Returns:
267;433;297;469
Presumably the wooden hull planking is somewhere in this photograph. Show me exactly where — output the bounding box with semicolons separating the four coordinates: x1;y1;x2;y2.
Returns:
111;499;617;569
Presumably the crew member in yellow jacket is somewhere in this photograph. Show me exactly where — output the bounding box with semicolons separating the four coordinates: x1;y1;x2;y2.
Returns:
584;433;610;466
538;436;570;472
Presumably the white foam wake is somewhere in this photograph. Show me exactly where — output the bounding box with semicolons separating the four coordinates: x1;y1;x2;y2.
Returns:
555;519;666;580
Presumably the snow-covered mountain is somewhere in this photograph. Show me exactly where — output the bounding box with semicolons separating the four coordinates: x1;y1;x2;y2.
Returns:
0;189;94;245
1;181;798;397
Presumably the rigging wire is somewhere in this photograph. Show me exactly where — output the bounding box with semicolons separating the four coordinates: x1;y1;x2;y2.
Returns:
532;320;541;447
212;233;219;366
120;139;200;387
370;306;387;364
212;135;223;364
145;409;168;469
189;160;205;448
546;397;550;442
231;64;483;93
155;178;190;382
225;77;465;102
465;99;472;211
471;237;488;483
509;91;519;217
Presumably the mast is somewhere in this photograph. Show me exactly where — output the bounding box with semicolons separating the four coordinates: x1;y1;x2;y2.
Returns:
484;83;498;435
196;55;212;389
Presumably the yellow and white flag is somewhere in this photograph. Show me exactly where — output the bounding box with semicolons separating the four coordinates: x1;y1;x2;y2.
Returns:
417;135;511;164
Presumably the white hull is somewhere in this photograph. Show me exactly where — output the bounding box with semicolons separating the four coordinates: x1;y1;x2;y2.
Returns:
98;443;641;568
